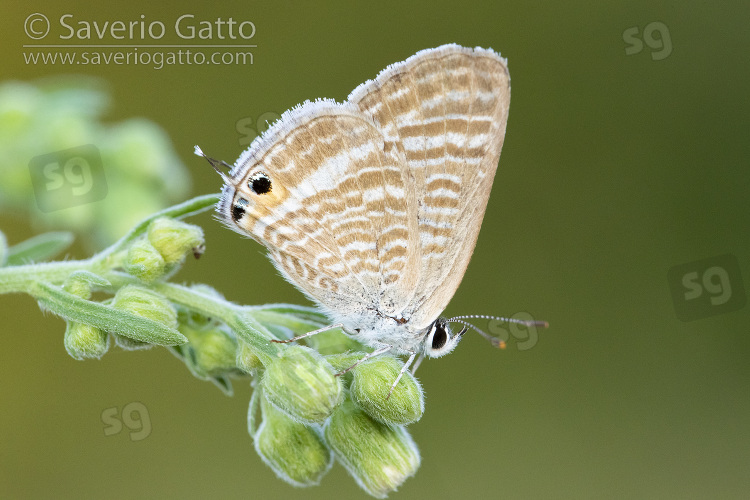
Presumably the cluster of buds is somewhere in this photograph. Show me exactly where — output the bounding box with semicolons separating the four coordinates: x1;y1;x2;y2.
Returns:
53;214;426;497
254;332;424;497
61;216;205;358
123;217;204;283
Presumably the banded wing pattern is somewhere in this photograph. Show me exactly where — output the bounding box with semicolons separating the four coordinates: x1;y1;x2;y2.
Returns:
218;103;407;317
349;45;510;329
217;44;510;340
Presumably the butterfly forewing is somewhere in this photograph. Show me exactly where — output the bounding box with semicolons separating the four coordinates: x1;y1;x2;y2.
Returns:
224;102;408;316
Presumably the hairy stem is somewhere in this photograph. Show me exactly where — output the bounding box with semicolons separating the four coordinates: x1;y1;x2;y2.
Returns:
0;259;94;294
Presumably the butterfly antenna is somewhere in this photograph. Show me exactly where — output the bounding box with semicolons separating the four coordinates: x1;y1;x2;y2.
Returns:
445;318;505;348
447;314;549;349
194;145;233;185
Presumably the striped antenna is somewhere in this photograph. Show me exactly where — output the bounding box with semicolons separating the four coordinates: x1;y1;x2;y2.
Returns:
446;314;549;349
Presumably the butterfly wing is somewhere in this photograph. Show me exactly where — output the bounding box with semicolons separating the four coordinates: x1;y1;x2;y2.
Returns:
219;45;510;336
218;100;414;319
348;44;511;330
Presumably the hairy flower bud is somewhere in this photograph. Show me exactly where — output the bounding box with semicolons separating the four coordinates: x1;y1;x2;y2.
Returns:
61;271;105;300
350;356;424;425
324;398;420;498
236;340;262;373
262;345;342;424
123;239;166;282
253;393;333;487
111;285;178;348
64;321;109;360
181;325;239;378
303;326;365;355
147;217;204;265
112;285;177;327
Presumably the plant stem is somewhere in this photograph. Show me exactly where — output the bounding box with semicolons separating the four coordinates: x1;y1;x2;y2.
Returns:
0;193;328;367
0;259;93;294
152;281;282;362
0;194;218;295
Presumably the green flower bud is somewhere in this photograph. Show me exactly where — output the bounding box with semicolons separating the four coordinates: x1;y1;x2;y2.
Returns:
147;217;204;265
111;285;177;348
61;276;89;300
62;280;91;299
123;239;166;282
262;345;342;424
304;326;365;355
112;285;177;328
254;393;333;487
64;322;109;360
236;340;262;373
350;356;424;425
61;270;110;300
182;325;238;378
324;398;420;498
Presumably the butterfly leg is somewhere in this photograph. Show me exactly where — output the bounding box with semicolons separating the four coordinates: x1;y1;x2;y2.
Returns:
410;353;425;375
335;345;393;376
270;323;345;343
386;352;418;400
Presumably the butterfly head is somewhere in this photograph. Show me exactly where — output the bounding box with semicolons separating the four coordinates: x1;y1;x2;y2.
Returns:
422;318;467;358
194;145;287;236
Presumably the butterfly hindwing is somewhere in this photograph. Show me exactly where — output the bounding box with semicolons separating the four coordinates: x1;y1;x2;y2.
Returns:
349;45;511;329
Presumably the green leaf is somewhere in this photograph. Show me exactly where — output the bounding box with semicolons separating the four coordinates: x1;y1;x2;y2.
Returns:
34;281;187;346
6;232;75;265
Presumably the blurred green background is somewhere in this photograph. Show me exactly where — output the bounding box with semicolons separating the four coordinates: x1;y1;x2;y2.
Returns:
2;1;749;498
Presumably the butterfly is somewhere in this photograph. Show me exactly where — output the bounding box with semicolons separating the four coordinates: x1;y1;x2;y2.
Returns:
197;44;544;390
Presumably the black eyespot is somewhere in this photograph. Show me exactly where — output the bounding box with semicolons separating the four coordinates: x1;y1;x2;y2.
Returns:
232;197;248;222
249;172;272;194
431;323;448;350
